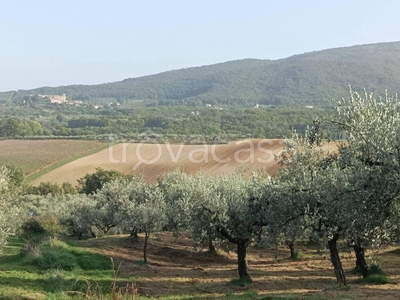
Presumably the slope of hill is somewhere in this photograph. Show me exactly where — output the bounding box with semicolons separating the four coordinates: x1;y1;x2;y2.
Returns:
31;139;285;185
5;41;400;106
31;139;339;186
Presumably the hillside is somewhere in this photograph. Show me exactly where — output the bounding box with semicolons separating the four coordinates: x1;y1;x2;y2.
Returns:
31;139;339;186
4;41;400;106
31;139;284;185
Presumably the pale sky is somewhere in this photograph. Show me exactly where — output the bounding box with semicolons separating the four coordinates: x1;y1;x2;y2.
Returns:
1;0;400;91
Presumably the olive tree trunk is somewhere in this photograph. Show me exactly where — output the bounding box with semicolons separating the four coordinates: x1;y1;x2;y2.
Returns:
287;241;296;259
208;238;216;254
143;231;150;263
218;225;250;279
328;233;346;286
237;240;249;279
354;244;369;278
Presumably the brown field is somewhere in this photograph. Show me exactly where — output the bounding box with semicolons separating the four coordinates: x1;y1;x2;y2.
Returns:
32;139;339;186
31;139;286;186
73;232;400;299
0;139;106;175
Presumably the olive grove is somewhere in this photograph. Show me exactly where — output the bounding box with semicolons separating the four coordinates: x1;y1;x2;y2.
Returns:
5;90;400;286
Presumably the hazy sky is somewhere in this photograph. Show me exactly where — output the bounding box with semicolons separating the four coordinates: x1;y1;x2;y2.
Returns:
1;0;400;91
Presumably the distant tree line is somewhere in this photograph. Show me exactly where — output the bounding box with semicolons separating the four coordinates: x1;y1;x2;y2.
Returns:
0;105;334;139
0;118;43;137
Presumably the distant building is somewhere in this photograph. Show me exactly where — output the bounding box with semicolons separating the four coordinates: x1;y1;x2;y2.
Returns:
67;100;83;105
39;93;67;104
38;94;83;106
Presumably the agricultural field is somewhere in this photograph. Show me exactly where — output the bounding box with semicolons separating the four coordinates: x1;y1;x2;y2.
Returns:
32;139;337;186
1;233;400;299
0;140;107;177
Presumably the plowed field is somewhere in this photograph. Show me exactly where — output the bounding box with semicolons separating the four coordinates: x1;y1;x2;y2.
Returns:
32;139;293;185
0;139;106;175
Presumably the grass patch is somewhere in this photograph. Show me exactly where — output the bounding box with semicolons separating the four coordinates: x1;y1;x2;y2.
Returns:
21;238;111;271
47;268;67;292
0;237;116;299
22;244;77;271
261;296;296;300
290;251;304;260
229;276;253;287
355;263;389;285
356;273;389;285
136;260;149;266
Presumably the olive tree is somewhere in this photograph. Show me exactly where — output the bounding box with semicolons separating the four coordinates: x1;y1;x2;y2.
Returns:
331;90;400;277
189;172;226;253
275;90;400;285
59;194;97;239
0;167;21;252
158;170;197;235
89;178;138;235
129;183;167;263
249;171;313;259
277;130;353;286
78;168;125;195
18;193;94;239
192;171;271;280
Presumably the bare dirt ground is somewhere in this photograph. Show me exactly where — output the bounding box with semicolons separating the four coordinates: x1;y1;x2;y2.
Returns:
32;139;286;185
75;232;400;299
33;139;339;185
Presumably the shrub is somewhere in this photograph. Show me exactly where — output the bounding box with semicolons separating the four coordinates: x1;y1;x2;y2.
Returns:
20;219;49;245
37;214;65;238
369;263;384;275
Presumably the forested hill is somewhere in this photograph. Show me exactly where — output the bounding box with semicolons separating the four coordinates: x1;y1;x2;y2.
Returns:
5;41;400;107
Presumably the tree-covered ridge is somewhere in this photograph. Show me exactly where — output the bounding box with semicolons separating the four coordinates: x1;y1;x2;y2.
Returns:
4;41;400;106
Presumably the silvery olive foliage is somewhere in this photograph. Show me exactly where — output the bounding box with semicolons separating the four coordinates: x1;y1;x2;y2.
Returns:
277;91;400;246
158;170;197;234
127;181;167;262
129;183;166;232
0;166;21;252
333;90;400;246
189;172;228;248
270;90;400;285
58;194;96;238
89;178;140;234
189;170;274;278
